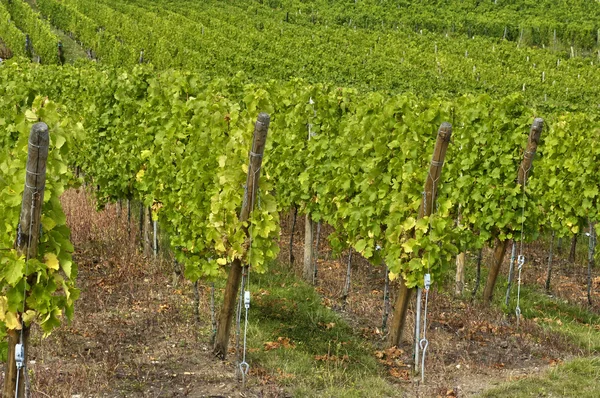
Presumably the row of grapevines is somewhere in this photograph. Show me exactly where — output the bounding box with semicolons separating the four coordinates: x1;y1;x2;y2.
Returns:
0;93;80;339
256;0;600;50
9;57;600;293
60;0;209;69
36;0;137;65
83;0;209;70
0;1;26;58
3;60;550;289
60;0;240;70
1;0;58;64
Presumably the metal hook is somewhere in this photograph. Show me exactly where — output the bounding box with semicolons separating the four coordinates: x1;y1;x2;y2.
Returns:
517;255;525;270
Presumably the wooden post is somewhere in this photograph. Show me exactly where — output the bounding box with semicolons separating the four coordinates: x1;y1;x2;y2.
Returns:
569;234;577;262
387;122;452;348
455;251;465;296
545;231;555;292
303;98;317;283
313;221;321;284
388;278;413;348
4;122;49;398
483;118;544;303
210;282;217;343
213;113;270;359
153;218;158;259
139;203;144;245
504;241;517;305
303;215;314;282
587;220;596;306
382;264;390;332
144;207;152;257
471;247;483;299
288;207;297;264
193;281;201;324
58;42;65;65
127;199;131;238
455;206;465;296
341;249;353;308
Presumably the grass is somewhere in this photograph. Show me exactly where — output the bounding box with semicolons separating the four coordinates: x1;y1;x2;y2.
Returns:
239;240;599;397
51;28;88;64
515;285;600;354
479;357;600;397
236;263;398;397
459;245;600;354
456;243;600;397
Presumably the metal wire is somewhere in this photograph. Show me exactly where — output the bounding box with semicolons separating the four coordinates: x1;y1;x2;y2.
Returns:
236;149;263;386
417;159;441;384
515;160;532;326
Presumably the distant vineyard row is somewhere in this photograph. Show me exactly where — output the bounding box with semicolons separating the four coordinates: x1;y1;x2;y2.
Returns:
22;0;600;109
1;0;599;112
259;0;600;50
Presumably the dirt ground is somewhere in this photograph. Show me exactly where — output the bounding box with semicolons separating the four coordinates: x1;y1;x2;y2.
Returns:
523;237;600;311
13;193;597;397
25;189;283;397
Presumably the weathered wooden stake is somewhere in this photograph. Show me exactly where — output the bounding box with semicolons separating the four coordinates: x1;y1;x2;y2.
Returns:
455;207;465;296
213;113;269;359
587;220;596;306
193;281;201;324
387;122;452;348
127;199;131;238
388;278;413;348
303;98;317;283
545;231;555;292
288;207;297;264
504;241;517;305
569;234;577;262
471;247;483;299
139;203;144;246
342;249;353;308
4;122;49;398
382;264;390;332
455;252;466;296
313;221;321;284
153;218;158;259
303;215;314;282
142;207;153;257
210;282;217;343
483;118;543;303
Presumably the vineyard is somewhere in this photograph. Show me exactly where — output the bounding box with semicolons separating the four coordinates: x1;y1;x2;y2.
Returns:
0;0;599;397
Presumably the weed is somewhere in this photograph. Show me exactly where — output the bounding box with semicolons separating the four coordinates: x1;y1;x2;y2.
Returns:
240;264;399;397
480;357;600;397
